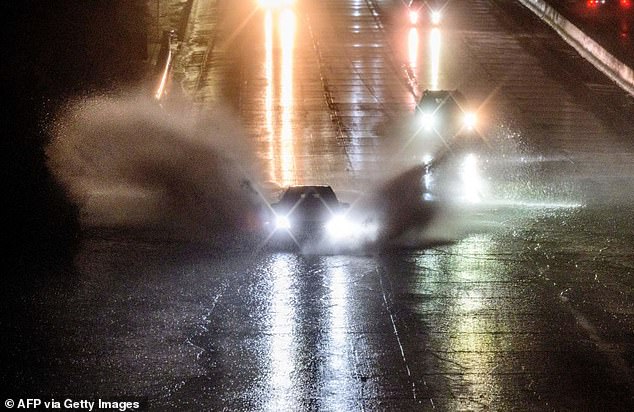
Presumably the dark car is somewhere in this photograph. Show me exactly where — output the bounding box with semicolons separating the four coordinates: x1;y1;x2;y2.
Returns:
265;185;362;247
415;89;478;140
415;90;489;203
407;1;442;25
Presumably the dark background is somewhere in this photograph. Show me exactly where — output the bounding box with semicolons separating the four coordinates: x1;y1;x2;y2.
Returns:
2;1;148;273
1;1;148;395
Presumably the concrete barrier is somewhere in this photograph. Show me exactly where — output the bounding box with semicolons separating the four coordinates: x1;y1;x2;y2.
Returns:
518;0;634;96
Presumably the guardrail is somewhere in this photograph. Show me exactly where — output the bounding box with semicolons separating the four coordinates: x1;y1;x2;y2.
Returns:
519;0;634;96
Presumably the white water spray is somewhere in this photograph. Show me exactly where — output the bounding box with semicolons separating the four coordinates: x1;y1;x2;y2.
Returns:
47;94;266;243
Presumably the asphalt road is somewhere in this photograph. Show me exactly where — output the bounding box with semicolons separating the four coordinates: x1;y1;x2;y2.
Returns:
6;0;634;410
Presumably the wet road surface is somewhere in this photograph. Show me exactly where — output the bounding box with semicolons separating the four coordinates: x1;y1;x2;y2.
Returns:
7;0;634;410
16;205;634;410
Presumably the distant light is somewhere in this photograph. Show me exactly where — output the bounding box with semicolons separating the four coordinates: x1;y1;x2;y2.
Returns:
409;10;419;25
431;11;442;25
430;27;441;90
621;0;632;9
259;0;295;8
586;0;606;8
408;27;419;70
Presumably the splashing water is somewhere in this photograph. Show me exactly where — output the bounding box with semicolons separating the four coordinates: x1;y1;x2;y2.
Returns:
45;94;586;253
47;94;266;243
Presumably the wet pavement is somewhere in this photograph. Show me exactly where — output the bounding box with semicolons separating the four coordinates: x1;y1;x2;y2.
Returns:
6;0;634;410
9;205;634;410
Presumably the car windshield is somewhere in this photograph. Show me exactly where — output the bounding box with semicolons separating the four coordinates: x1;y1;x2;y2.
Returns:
418;91;466;113
274;186;340;221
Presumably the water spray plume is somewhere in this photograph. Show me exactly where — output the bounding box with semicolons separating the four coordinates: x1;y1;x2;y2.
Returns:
47;94;266;243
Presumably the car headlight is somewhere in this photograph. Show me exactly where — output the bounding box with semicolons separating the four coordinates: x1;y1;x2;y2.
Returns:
275;215;291;230
409;10;419;25
463;112;477;130
430;10;442;25
421;113;435;131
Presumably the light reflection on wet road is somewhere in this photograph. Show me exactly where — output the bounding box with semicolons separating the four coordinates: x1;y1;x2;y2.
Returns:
15;0;634;409
183;1;633;408
31;204;633;409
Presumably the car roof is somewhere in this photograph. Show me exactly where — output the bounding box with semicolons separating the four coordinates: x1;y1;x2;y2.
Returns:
416;89;469;113
418;89;467;103
284;185;334;192
421;89;453;97
279;185;339;203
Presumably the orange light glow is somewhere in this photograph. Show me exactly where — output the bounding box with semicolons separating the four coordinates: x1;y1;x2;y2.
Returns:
265;10;274;179
279;10;297;186
408;27;419;71
260;9;297;186
263;6;298;186
279;9;296;186
430;27;441;90
409;10;419;25
154;33;174;101
586;0;601;9
154;48;171;100
259;0;295;8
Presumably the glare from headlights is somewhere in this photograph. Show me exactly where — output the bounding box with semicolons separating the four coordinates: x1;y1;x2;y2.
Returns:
463;112;477;130
259;0;294;8
326;215;354;239
424;169;433;191
460;153;483;203
409;10;419;25
431;11;442;25
275;215;291;230
421;113;435;131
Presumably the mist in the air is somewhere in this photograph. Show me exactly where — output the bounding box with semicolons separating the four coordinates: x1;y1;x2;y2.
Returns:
47;94;267;244
46;93;594;254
